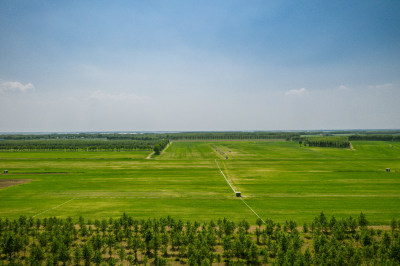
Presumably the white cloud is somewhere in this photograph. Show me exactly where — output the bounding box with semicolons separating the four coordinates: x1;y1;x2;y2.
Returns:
337;85;348;91
0;80;35;93
285;87;308;96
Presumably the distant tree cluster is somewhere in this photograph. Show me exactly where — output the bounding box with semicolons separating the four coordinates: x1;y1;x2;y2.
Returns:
153;139;170;155
107;132;302;141
0;132;302;141
0;213;399;265
349;134;400;141
302;137;351;148
0;140;159;151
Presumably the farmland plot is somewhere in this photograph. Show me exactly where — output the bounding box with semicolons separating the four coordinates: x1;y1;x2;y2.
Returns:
0;141;399;224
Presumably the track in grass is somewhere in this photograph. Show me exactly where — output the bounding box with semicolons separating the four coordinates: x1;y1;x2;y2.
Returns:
33;198;76;218
215;159;266;223
215;159;236;193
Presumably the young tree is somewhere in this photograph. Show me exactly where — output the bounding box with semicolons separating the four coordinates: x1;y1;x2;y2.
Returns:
319;212;328;232
4;233;20;259
144;228;153;257
382;231;391;249
242;220;250;234
106;234;116;258
79;216;85;229
82;243;93;266
254;227;260;245
93;234;104;251
142;255;149;266
73;246;82;265
288;220;297;232
118;245;126;263
329;216;337;231
59;244;71;265
30;244;45;265
391;218;397;232
348;216;357;233
216;253;221;264
256;218;263;229
127;255;134;265
358;212;368;228
248;243;259;264
303;222;309;233
92;250;103;266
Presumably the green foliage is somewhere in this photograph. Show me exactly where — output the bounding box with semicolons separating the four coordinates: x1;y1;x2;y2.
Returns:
303;136;350;148
0;139;158;151
0;131;302;142
153;139;169;155
30;244;44;263
358;212;368;228
349;134;400;141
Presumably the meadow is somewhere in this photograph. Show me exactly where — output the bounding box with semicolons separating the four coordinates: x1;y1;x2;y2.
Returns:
0;140;399;224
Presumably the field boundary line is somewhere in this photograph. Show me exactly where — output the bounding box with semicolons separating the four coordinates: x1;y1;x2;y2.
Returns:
33;198;76;218
215;159;235;193
215;159;265;224
240;197;265;223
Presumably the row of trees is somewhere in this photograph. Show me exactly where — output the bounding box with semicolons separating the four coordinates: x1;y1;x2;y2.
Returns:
0;140;160;151
0;132;302;141
1;213;399;265
107;132;302;141
349;134;400;141
301;137;351;148
153;140;170;155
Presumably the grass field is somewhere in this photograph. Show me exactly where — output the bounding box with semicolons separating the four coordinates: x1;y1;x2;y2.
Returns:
0;141;399;224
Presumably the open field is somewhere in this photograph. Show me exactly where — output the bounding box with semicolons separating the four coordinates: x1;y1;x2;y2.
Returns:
0;141;399;224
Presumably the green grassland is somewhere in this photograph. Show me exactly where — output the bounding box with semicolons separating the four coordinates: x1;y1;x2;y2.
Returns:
0;141;399;224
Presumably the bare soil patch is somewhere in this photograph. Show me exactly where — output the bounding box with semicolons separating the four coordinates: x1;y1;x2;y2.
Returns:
350;142;355;150
145;151;155;159
0;179;32;189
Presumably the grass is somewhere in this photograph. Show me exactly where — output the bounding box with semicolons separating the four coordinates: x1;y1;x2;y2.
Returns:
0;141;399;224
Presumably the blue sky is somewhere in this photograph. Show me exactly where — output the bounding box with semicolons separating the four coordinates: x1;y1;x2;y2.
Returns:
1;1;399;131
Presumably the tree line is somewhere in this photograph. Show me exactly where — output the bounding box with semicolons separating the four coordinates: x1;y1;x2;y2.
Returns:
106;132;302;141
301;137;351;148
349;134;400;141
1;131;399;145
1;213;399;265
0;132;301;141
0;139;162;151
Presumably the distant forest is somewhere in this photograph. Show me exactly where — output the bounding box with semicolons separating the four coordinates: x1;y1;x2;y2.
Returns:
0;130;399;151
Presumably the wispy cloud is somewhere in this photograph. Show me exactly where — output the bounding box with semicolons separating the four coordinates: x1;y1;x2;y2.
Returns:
89;90;149;103
285;88;308;96
0;80;35;93
0;80;35;92
337;85;348;91
368;83;393;89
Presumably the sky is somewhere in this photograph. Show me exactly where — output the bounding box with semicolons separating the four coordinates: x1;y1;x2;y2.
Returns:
0;1;399;132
